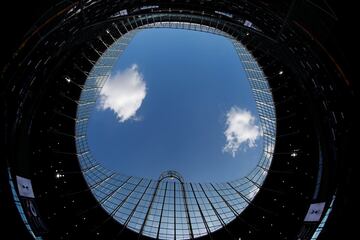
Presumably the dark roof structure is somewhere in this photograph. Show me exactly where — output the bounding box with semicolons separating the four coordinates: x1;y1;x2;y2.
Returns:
0;1;357;240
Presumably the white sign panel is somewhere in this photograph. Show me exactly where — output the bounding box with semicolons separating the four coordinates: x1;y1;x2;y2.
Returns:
304;202;326;222
16;176;35;198
119;9;128;16
244;20;253;28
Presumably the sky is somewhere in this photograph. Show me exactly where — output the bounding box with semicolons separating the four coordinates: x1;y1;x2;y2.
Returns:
87;28;263;182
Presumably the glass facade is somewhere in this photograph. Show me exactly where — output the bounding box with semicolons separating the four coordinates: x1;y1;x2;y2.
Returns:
75;22;276;239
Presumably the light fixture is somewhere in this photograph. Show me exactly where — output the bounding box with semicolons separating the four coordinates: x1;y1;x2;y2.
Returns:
55;173;64;178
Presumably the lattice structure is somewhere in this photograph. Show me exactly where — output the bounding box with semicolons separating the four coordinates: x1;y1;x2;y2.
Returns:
75;21;276;239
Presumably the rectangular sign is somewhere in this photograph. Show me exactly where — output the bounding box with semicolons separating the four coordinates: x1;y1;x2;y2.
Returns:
244;20;253;28
16;175;35;198
304;202;326;222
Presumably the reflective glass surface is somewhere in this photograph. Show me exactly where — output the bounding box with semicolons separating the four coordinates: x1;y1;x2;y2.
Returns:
76;21;276;239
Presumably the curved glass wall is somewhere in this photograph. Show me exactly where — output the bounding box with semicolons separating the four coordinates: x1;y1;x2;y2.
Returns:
75;20;276;239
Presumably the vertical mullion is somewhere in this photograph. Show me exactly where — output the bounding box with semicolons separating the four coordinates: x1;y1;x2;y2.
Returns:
173;182;176;240
199;184;226;227
156;182;168;239
123;180;152;228
210;183;239;217
190;183;212;238
138;180;160;237
181;182;194;239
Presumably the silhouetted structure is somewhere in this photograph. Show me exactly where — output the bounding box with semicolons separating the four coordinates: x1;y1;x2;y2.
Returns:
1;1;356;240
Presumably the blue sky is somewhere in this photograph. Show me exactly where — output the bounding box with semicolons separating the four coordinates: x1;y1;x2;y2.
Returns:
87;28;263;182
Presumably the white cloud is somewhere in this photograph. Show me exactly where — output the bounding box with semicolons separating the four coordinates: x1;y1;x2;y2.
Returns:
98;64;146;122
223;106;262;157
